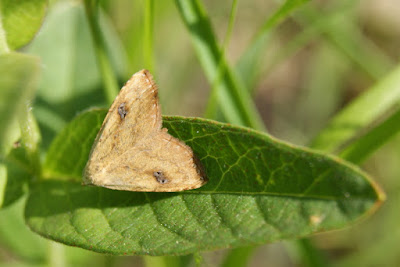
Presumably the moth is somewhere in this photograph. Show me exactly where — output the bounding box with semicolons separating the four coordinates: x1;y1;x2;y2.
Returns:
83;70;207;192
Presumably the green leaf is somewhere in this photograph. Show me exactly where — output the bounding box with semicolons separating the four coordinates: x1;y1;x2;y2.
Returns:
311;64;400;153
26;109;383;255
1;142;37;208
0;0;48;50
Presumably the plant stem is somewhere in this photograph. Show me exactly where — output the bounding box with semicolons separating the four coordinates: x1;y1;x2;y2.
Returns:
48;241;65;267
221;246;256;267
0;13;10;54
0;164;6;207
18;104;41;179
295;238;328;267
83;0;119;105
175;0;265;131
143;0;154;72
205;0;238;119
143;256;168;267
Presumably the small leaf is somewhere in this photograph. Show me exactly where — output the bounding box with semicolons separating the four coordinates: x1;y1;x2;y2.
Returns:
1;144;34;208
0;53;40;156
0;0;48;50
0;53;40;208
25;109;384;255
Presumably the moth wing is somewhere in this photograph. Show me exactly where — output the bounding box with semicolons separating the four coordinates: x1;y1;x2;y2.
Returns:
86;131;207;192
84;70;161;183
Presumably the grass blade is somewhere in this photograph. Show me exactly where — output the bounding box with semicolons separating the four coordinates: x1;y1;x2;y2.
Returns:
175;0;265;130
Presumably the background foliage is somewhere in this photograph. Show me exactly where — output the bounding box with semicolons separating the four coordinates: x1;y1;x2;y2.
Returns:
1;0;399;266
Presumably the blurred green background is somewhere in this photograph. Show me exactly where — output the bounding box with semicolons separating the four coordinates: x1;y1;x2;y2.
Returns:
1;0;399;266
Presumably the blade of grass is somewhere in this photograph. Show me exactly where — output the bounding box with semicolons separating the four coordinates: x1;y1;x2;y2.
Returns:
236;0;309;90
204;0;238;119
311;64;400;152
339;106;400;164
250;1;392;94
83;0;119;105
175;0;265;131
294;2;393;81
143;0;154;72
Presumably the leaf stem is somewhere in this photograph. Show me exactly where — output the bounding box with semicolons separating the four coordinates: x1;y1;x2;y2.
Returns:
143;0;154;72
83;0;119;105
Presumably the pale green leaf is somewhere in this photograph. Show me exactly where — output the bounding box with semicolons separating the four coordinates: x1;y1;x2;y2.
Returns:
0;0;48;50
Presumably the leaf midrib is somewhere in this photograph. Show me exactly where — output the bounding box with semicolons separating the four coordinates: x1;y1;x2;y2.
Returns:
36;180;376;202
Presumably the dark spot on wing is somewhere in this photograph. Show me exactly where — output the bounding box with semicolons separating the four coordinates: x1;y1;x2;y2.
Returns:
118;103;127;119
153;171;168;184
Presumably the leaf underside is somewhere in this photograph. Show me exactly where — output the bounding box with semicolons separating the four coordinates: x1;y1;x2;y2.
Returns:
25;109;383;255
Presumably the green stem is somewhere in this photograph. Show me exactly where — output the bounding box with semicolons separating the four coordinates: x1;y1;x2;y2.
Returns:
48;241;65;267
143;256;168;267
143;0;154;72
18;105;41;179
176;0;265;131
204;0;238;119
294;238;328;267
0;163;6;207
0;13;10;54
83;0;119;105
221;246;256;267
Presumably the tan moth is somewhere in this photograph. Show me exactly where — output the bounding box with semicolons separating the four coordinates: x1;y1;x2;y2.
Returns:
83;70;207;192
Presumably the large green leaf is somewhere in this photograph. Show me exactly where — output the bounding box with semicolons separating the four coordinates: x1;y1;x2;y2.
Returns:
26;109;383;255
0;0;48;50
